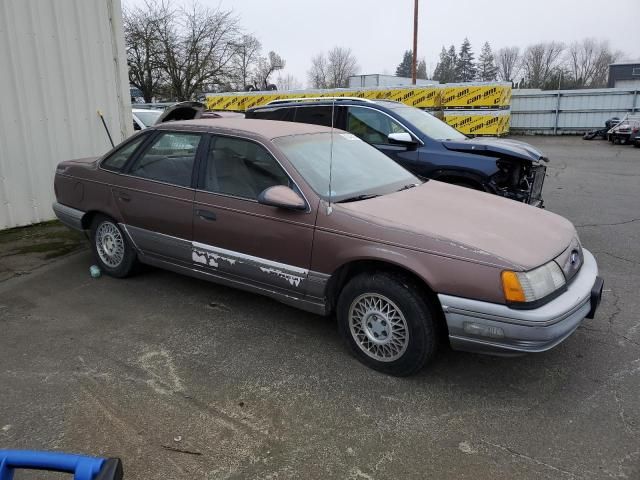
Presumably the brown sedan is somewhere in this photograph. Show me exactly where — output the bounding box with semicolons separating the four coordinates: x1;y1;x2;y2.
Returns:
53;119;603;376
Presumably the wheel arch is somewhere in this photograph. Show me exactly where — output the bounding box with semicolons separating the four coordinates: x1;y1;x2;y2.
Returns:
324;258;448;336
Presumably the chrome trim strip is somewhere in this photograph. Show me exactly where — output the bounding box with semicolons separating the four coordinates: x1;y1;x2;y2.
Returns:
192;241;308;275
139;253;327;316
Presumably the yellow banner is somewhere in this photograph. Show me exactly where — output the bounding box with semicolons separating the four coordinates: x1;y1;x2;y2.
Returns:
441;83;511;108
205;86;443;111
442;110;510;136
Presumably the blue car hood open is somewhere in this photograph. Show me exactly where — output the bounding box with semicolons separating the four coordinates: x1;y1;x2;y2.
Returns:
442;137;549;163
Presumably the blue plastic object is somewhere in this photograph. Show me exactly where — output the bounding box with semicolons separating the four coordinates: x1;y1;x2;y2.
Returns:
0;450;105;480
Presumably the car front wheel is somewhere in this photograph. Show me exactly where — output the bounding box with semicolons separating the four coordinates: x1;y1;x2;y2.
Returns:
90;215;137;278
337;272;438;376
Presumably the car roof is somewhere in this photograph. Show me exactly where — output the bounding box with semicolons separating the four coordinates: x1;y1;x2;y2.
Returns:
247;99;403;111
155;118;336;139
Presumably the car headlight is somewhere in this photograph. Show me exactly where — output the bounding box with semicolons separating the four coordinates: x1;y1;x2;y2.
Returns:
502;261;566;304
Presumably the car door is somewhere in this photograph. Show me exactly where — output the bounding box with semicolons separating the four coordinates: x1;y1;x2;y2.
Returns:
345;106;421;170
192;134;315;295
112;129;206;265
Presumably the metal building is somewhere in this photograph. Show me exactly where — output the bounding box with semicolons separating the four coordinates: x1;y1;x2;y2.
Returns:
608;62;640;89
0;0;132;230
348;74;435;88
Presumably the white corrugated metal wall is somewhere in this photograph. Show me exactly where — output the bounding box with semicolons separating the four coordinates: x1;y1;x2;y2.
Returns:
511;88;639;134
0;0;131;229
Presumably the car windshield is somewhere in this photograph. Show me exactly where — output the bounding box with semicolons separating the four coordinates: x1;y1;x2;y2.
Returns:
274;132;419;202
133;109;162;127
392;105;467;141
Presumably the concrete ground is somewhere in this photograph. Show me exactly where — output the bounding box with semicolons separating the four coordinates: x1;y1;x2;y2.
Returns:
0;137;638;479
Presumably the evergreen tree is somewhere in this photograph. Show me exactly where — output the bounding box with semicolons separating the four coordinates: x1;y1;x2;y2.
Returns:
477;42;498;81
395;50;413;77
417;59;427;80
432;47;447;82
447;45;459;82
456;38;477;82
433;45;458;83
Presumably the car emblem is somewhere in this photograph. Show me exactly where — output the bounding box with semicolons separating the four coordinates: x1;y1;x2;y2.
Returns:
570;250;579;265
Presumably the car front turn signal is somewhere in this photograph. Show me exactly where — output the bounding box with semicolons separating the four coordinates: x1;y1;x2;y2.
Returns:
502;261;566;305
501;271;526;302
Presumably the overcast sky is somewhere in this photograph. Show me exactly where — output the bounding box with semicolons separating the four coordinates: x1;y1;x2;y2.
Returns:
126;0;640;86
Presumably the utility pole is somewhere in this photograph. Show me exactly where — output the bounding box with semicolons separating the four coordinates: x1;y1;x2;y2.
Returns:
411;0;418;84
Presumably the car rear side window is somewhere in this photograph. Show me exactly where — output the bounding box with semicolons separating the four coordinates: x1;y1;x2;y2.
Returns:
347;107;408;144
293;106;334;127
101;134;148;172
202;136;290;200
128;132;201;187
251;107;294;121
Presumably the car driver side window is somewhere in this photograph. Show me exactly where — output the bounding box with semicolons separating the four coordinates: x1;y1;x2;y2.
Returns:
347;107;408;145
203;136;290;200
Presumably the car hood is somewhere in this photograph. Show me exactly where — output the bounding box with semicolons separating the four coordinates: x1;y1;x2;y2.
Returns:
334;181;575;270
441;137;548;163
155;101;205;124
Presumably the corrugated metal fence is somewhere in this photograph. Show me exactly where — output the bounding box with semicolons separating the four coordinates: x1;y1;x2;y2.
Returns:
511;88;639;134
0;0;131;230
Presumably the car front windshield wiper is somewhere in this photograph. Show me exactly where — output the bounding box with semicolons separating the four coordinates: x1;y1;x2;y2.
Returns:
336;193;380;203
397;183;419;192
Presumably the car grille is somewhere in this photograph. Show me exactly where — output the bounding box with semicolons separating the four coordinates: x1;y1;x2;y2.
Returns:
528;165;546;203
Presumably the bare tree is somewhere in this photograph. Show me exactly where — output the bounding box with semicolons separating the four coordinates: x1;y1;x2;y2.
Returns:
230;34;262;91
327;47;358;88
308;47;358;89
156;2;240;100
275;74;302;91
496;47;520;83
123;1;168;102
567;39;621;88
252;51;285;90
520;42;565;88
308;53;329;89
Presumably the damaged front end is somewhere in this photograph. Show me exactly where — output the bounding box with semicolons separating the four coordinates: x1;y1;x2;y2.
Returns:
442;137;549;207
490;160;547;207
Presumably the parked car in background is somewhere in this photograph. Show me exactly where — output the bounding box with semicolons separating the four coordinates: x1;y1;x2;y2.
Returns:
132;101;210;131
246;98;548;207
608;114;640;145
634;134;640;148
53;119;602;376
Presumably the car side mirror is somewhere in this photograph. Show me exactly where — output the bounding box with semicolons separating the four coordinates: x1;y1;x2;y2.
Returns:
388;132;416;146
258;185;306;211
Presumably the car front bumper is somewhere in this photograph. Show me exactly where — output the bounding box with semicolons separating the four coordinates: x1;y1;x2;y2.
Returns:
438;249;602;356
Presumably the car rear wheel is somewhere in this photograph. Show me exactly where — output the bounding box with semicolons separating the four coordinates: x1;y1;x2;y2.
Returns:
337;272;438;376
90;215;137;278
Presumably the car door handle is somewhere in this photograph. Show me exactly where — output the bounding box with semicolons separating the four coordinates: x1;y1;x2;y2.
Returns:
196;209;217;221
116;192;131;202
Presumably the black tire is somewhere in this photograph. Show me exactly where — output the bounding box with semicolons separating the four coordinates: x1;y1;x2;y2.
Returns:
336;272;438;376
583;131;597;140
90;214;137;278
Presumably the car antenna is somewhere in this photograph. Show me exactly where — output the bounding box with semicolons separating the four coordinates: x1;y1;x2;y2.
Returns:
327;99;335;215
